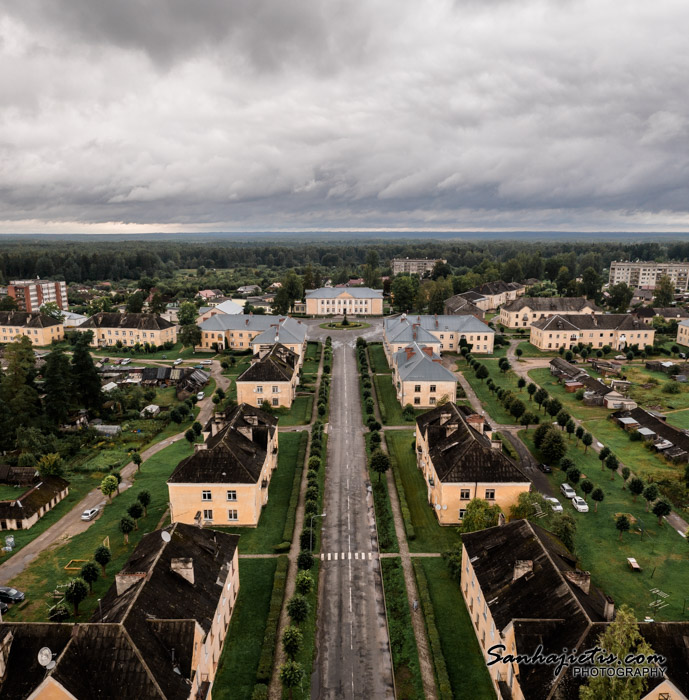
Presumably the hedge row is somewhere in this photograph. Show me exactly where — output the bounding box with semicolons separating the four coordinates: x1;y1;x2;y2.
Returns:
412;560;453;700
390;444;416;541
277;431;309;551
254;555;289;685
372;375;388;424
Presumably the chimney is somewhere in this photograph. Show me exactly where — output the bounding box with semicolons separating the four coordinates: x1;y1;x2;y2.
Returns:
116;572;146;596
564;570;591;595
439;411;452;426
405;347;415;361
490;439;502;452
171;557;195;585
603;596;615;621
422;346;434;357
512;560;533;582
194;442;208;453
466;413;485;434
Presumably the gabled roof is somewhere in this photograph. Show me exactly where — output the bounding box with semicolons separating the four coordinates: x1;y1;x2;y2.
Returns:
79;312;175;331
503;297;601;313
393;344;457;383
416;403;530;484
549;357;587;380
237;343;298;383
533;313;644;332
0;311;63;328
199;313;305;338
443;295;484;317
384;314;493;340
304;287;383;299
0;476;69;520
251;321;307;347
214;299;243;315
471;280;524;296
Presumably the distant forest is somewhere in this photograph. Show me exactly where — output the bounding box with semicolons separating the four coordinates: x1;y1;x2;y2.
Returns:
3;238;689;284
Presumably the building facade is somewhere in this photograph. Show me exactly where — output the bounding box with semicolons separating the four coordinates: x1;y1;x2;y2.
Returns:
609;260;689;290
305;287;384;316
391;344;457;408
0;475;70;531
78;312;177;347
7;279;68;312
391;258;446;275
0;311;64;346
168;404;279;527
677;319;689;347
198;315;306;354
236;344;300;408
499;297;602;328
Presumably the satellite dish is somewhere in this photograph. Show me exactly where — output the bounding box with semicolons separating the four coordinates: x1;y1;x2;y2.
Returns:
38;647;53;667
435;504;441;511
161;531;172;543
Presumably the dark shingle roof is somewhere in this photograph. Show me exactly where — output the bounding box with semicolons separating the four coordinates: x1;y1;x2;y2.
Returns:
503;297;601;313
0;476;69;520
532;313;644;332
471;280;524;296
443;294;484;317
237;343;298;383
79;312;175;331
0;311;62;328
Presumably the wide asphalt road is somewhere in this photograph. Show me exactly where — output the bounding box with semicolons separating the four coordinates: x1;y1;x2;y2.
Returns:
311;327;394;699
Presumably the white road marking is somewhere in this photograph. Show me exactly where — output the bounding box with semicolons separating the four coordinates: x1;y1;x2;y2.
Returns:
348;551;352;560
334;552;338;561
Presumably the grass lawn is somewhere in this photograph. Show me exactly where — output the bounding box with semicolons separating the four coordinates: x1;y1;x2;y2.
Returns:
222;356;252;378
528;368;610;421
385;431;463;554
213;558;278;700
623;364;689;412
369;343;392;373
373;374;424;425
318;321;371;330
91;342;217;360
415;558;495;700
488;344;508;358
666;409;689;430
4;440;193;622
274;395;314;426
216;432;308;553
516;341;557;357
305;341;321;363
519;430;689;621
460;359;524;424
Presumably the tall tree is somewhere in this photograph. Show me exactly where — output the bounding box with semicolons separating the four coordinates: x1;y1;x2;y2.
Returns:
459;498;502;533
0;336;40;440
43;348;72;425
149;292;167;315
654;274;675;307
71;335;102;409
179;324;202;348
391;276;417;312
607;282;634;312
126;291;144;313
64;578;89;618
177;301;198;326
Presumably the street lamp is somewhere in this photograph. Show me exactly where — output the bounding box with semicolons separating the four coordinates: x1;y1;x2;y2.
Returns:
310;512;326;552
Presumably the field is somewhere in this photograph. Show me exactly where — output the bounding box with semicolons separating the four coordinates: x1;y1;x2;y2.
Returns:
528;368;610;421
385;430;463;553
519;431;689;621
624;365;689;412
369;343;392;373
274;395;314;426
515;341;557;357
460;359;524;424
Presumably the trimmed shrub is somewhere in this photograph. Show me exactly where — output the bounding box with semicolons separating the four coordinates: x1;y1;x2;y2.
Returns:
255;556;288;683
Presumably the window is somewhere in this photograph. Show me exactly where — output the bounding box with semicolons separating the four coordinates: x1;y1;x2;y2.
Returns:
256;385;263;393
203;509;213;521
272;398;279;406
272;386;279;393
202;490;212;501
429;397;436;405
227;510;238;521
459;508;467;520
414;397;420;405
429;385;436;392
226;490;237;501
460;489;471;500
485;489;495;500
414;385;421;392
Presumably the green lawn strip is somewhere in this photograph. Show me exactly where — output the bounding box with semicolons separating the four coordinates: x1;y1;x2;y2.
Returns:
369;342;392;373
527;368;610;421
213;557;280;700
488;343;508;358
311;433;328;554
515;341;558;358
277;432;310;553
304;341;322;363
518;430;689;621
623;364;689;411
416;558;495;700
91;342;217;360
665;409;689;430
373;374;424;425
364;433;399;553
318;321;371;330
274;396;314;427
581;418;679;481
460;359;523;424
218;432;308;554
4;440;193;622
381;558;424;700
284;559;320;700
385;431;463;554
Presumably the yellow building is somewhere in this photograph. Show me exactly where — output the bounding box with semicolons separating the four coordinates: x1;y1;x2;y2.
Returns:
460;519;687;700
305;287;384;316
236;344;300;409
77;312;177;347
383;314;494;359
168;404;278;527
415;403;531;524
677;319;689;347
0;522;240;700
499;297;602;329
0;311;64;346
391;343;457;408
529;314;654;351
457;280;526;312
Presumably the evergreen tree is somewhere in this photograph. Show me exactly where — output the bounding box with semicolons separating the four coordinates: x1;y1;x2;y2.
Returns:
42;348;72;425
72;335;102;409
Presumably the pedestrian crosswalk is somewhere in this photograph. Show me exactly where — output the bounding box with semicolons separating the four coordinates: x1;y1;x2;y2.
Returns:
320;551;376;561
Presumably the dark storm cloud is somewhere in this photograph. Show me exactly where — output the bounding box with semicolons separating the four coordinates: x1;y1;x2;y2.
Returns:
0;0;688;232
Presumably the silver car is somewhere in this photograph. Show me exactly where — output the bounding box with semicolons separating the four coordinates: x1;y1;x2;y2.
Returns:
81;507;100;521
560;483;576;499
544;496;563;513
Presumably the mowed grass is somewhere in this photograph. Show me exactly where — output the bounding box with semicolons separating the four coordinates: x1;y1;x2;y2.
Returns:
415;558;495;700
217;432;307;553
275;395;314;426
373;374;424;425
369;342;392;373
460;359;524;424
515;341;558;357
528;368;610;421
666;409;689;430
385;430;463;553
4;440;193;622
213;558;279;700
91;342;217;360
519;430;689;621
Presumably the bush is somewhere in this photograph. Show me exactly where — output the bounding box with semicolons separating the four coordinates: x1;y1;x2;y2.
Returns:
307;456;321;471
304;500;319;516
255;556;288;683
629;430;642;442
251;684;269;700
300;528;314;550
663;381;681;394
297;550;314;570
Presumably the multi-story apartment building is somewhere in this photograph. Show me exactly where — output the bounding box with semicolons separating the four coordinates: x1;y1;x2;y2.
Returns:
0;311;65;346
609;260;689;291
236;344;300;408
391;258;446;275
198;314;307;355
77;312;177;347
7;279;68;312
304;287;384;316
499;297;602;329
391;343;457;408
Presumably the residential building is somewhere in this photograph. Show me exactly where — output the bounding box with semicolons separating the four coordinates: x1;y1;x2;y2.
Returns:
77;312;177;347
391;257;446;275
530;314;654;352
677;318;689;347
249;321;308;365
383;314;494;359
305;287;384;316
461;519;689;700
461;280;526;311
197;288;224;301
61;310;88;328
168;404;278;526
7;279;68;312
0;522;240;700
0;470;69;531
415;403;531;524
236;344;299;408
196;298;244;323
609;260;689;290
633;306;689;325
499;297;602;328
391;343;457;408
0;311;64;346
237;284;262;295
613;406;689;462
198;314;306;355
442;294;485;319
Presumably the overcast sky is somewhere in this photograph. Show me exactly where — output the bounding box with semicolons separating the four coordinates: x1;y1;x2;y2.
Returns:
1;0;688;234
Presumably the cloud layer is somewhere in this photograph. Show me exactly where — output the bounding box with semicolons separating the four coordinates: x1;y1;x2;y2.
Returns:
1;0;688;232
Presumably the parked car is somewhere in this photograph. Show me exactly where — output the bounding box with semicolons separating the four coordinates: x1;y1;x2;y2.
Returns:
102;357;110;363
538;463;552;473
196;391;205;401
572;496;589;513
544;496;563;513
80;507;100;521
560;483;576;499
193;364;205;369
680;352;687;360
173;358;183;366
121;358;132;365
0;586;25;604
200;359;212;365
615;355;627;360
